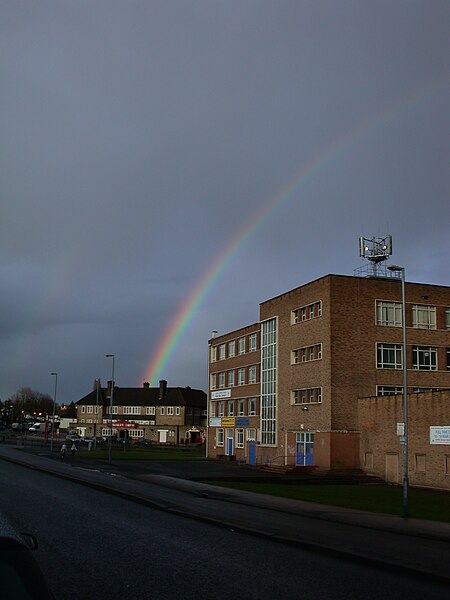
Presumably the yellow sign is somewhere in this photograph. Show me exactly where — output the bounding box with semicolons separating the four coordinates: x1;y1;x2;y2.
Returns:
221;417;235;427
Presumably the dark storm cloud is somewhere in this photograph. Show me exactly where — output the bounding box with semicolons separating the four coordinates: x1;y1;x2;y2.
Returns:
1;1;448;402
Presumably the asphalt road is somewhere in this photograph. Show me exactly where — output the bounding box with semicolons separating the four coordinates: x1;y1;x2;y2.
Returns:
1;460;448;600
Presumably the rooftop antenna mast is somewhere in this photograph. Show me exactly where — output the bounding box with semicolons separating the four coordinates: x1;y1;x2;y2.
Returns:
358;234;393;277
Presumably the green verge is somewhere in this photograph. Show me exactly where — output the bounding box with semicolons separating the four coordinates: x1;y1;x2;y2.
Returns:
201;481;450;523
77;447;206;461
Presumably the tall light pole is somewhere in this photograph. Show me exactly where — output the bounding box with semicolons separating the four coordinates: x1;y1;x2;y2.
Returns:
105;355;115;465
94;378;100;450
50;373;58;452
388;265;408;518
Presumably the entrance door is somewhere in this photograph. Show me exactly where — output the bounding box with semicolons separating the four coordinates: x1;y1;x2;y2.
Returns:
248;442;256;465
159;430;168;443
296;432;314;466
226;430;233;456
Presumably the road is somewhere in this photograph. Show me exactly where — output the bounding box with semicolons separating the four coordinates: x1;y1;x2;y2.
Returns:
1;460;448;600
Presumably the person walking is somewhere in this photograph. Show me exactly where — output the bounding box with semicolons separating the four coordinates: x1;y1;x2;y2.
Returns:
70;443;77;458
60;443;67;459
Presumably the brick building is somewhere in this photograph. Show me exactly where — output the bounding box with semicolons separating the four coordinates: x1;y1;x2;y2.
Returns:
76;380;207;445
359;390;450;490
207;274;450;472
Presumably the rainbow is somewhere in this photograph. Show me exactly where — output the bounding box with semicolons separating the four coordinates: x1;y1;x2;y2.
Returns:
143;79;445;385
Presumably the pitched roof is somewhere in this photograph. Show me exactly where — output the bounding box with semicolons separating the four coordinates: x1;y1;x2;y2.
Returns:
76;386;206;408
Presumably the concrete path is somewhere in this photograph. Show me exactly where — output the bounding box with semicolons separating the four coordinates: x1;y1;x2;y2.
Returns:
1;444;449;583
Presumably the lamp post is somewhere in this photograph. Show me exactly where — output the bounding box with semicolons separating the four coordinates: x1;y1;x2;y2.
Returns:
94;378;100;450
388;264;408;518
50;373;58;452
105;355;115;465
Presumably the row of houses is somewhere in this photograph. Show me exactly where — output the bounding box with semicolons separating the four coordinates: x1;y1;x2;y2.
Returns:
74;272;450;489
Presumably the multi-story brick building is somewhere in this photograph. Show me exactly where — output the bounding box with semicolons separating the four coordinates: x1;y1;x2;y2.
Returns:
76;379;207;445
207;274;450;471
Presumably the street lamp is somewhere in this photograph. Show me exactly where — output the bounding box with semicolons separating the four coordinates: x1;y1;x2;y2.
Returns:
105;354;115;465
388;264;408;518
50;373;58;452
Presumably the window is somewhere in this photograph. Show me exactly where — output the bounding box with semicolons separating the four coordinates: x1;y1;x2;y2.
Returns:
447;349;450;371
81;406;85;413
249;333;257;352
238;367;246;385
248;397;256;416
210;402;216;417
129;429;144;438
228;370;235;387
413;346;437;370
218;401;225;417
218;372;225;389
376;343;403;369
216;428;224;447
111;406;118;414
124;406;140;415
291;301;322;324
211;346;217;362
236;429;244;448
377;386;403;396
412;305;436;330
201;409;207;416
86;406;93;414
167;407;174;416
446;308;450;330
176;407;180;416
376;301;402;327
292;344;322;364
248;365;257;384
210;373;217;390
146;406;156;415
261;318;277;445
94;406;99;414
246;428;256;441
219;344;226;360
238;337;246;355
160;407;165;415
186;407;193;416
227;401;234;416
237;399;245;416
228;340;236;357
291;387;322;405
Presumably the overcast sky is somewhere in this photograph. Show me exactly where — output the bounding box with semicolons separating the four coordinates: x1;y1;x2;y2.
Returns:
1;1;448;405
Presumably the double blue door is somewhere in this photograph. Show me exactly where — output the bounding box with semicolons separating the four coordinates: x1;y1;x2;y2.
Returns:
296;432;314;466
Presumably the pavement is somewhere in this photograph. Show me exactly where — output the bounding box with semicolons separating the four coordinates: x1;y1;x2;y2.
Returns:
1;442;449;584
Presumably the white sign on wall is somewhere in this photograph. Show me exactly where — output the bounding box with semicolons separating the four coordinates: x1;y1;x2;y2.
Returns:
430;427;450;445
211;389;231;399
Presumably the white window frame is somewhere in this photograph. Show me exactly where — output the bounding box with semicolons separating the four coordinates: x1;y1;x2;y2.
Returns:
216;428;224;447
167;407;174;416
412;305;436;330
249;333;257;352
228;340;236;357
238;368;246;385
218;372;225;389
413;346;437;370
210;402;216;417
238;337;246;355
160;407;165;416
146;406;156;415
228;370;235;387
219;344;226;360
237;399;245;416
248;397;256;416
376;343;403;369
291;387;322;405
236;428;244;448
218;401;225;417
376;386;404;396
376;301;402;327
227;401;235;417
248;365;257;384
176;407;180;416
210;373;217;390
211;346;217;362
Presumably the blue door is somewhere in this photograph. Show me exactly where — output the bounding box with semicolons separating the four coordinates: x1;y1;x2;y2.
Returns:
248;442;256;465
226;434;233;456
296;433;314;466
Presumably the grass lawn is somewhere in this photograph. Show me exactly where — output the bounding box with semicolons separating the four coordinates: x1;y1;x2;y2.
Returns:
201;481;450;523
77;446;206;461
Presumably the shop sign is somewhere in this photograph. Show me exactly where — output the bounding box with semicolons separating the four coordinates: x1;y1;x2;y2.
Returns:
221;417;235;427
112;420;139;429
430;426;450;445
236;418;250;427
209;417;221;427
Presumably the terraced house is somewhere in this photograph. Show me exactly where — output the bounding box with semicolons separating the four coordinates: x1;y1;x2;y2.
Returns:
76;379;207;445
207;273;450;474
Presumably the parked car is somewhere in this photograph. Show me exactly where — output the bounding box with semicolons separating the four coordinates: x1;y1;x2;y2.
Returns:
65;434;80;442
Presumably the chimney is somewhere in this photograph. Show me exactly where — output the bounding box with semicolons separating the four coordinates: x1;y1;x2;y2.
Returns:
159;379;167;400
143;381;150;388
211;330;218;338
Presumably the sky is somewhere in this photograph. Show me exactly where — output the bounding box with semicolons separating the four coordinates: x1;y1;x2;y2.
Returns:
1;1;449;405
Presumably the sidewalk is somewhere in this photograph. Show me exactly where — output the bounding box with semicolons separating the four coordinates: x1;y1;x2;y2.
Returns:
1;444;449;582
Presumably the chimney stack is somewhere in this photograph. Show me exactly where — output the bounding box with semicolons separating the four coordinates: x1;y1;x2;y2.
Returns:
159;379;167;400
143;381;150;388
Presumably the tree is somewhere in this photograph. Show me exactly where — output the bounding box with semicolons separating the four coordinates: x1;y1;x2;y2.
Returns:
8;387;54;421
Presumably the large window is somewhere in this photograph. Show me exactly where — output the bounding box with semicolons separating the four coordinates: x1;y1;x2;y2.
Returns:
218;401;225;417
216;428;224;447
218;372;225;389
249;333;257;352
238;367;246;385
261;318;277;445
412;305;436;329
209;402;216;417
248;397;256;416
124;406;140;415
228;340;236;357
377;386;403;396
228;370;235;387
446;308;450;330
413;346;437;370
291;387;322;405
146;406;156;415
237;399;245;416
210;373;217;390
376;343;403;369
248;365;257;384
238;337;246;355
236;429;244;448
376;301;402;327
211;346;217;362
219;344;226;360
292;344;322;364
227;401;234;416
291;301;322;324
